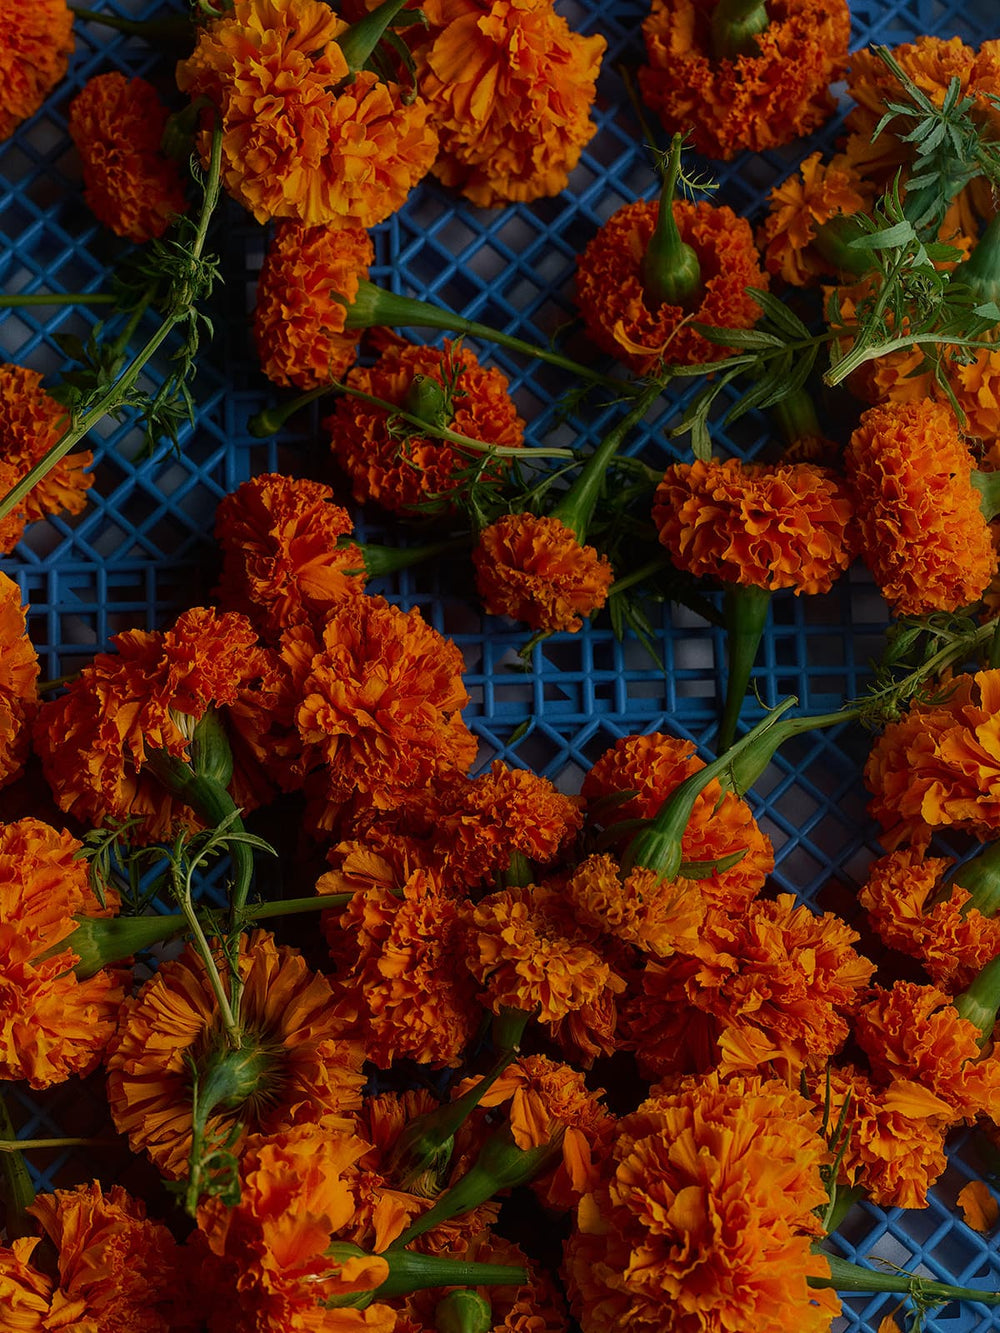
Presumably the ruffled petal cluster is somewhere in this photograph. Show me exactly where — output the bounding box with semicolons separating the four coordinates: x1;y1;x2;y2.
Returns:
0;571;38;789
758;151;873;286
0;363;92;535
0;0;74;142
653;457;855;595
67;73;188;242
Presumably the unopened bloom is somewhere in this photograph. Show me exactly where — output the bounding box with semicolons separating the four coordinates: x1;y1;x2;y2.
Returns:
0;1;74;142
67;73;188;242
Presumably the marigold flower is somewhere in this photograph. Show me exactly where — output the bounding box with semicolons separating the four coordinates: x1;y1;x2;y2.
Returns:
758;152;873;286
416;0;605;206
864;669;1000;848
0;0;74;142
253;221;373;390
639;0;849;160
214;472;366;640
67;73;188;242
0;571;39;789
563;1072;840;1333
326;339;524;514
473;512;613;634
0;1183;196;1331
401;1234;569;1331
845;399;996;615
33;606;271;843
562;852;706;959
0;818;128;1088
176;0;437;227
325;868;481;1068
575;199;767;375
105;929;366;1177
653;456;855;595
582;730;773;913
854;980;1000;1123
0;363;92;530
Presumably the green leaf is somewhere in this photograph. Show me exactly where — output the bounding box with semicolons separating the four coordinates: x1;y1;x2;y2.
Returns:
689;324;784;350
746;288;811;339
848;220;918;250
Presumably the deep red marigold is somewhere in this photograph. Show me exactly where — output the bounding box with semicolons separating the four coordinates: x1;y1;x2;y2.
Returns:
253;221;373;390
0;0;74;142
473;512;613;633
0;363;92;532
67;73;188;242
575;199;768;375
653;456;855;595
639;0;850;160
326;339;524;514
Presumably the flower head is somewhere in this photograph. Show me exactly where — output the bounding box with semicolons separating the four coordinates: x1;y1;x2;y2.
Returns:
253;221;373;390
326;339;524;514
0;363;92;530
0;0;74;142
473;512;613;633
575;199;767;375
0;817;128;1088
106;929;366;1178
562;852;707;959
653;457;855;595
214;472;366;641
758;151;873;286
845;399;996;614
176;0;437;226
67;73;188;242
416;0;606;206
639;0;850;160
0;571;38;789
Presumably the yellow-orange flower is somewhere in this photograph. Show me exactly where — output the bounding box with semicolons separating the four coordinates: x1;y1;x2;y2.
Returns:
0;571;38;789
416;0;605;207
845;399;996;614
105;929;366;1178
326;339;524;514
562;852;706;959
758;152;873;286
0;363;92;529
639;0;849;160
582;730;773;913
0;817;128;1088
67;73;188;242
864;669;1000;848
176;0;437;227
0;1183;197;1331
214;472;366;641
253;221;373;390
473;512;613;633
575;199;768;375
653;456;855;595
563;1072;840;1333
0;1;74;142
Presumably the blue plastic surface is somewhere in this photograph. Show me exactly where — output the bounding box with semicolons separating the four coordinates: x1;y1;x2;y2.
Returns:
3;0;1000;1328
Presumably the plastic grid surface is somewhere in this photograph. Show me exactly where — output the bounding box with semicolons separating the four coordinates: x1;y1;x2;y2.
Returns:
2;0;1000;1328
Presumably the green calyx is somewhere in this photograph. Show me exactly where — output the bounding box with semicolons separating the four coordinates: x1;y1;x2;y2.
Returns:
403;373;451;427
952;212;1000;309
953;955;1000;1041
950;839;1000;917
194;1034;281;1121
811;214;874;279
709;0;770;61
436;1290;493;1333
640;134;702;310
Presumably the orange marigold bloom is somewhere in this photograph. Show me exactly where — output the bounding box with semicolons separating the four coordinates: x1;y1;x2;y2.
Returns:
105;929;366;1178
401;1234;569;1331
854;979;1000;1122
0;571;38;789
864;669;1000;848
0;363;92;530
575;199;767;375
325;868;481;1068
326;339;524;514
639;0;849;160
67;73;188;243
253;221;373;390
563;1072;840;1333
562;852;706;959
845;399;996;615
859;846;1000;992
194;1121;395;1333
176;0;437;227
416;0;605;207
0;1;74;142
0;1183;196;1331
758;152;873;286
653;456;855;596
473;512;613;634
214;472;366;641
33;606;271;843
582;730;773;913
0;818;128;1089
465;881;626;1027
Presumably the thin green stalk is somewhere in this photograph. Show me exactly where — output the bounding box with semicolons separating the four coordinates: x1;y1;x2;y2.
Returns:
813;1253;1000;1304
0;292;116;308
170;851;241;1050
70;6;194;42
716;583;771;754
246;893;352;920
248;385;333;437
608;555;674;598
0;1137;117;1151
0;1094;34;1240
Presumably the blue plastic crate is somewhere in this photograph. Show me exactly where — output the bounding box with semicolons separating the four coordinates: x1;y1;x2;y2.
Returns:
3;0;1000;1328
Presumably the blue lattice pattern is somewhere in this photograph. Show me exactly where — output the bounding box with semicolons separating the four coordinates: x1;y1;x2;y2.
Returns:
2;0;1000;1328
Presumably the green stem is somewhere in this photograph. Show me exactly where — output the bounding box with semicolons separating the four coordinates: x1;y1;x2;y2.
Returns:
0;1094;35;1241
812;1253;1000;1304
0;123;224;523
0;1137;116;1151
710;0;769;61
108;286;156;362
549;379;663;539
353;538;469;579
641;133;701;309
324;1245;527;1302
341;281;639;395
716;583;772;754
247;386;333;437
952;213;1000;306
70;5;194;42
948;840;1000;917
170;851;241;1050
771;385;821;446
953;956;1000;1040
247;893;352;920
0;292;116;308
